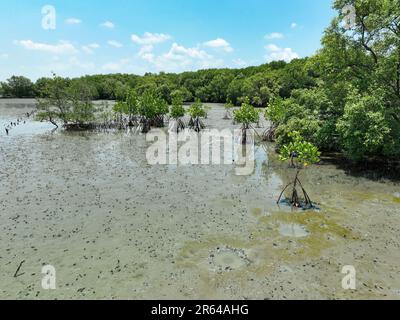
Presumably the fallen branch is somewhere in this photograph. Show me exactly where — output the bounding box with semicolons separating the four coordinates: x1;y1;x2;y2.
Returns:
14;260;26;278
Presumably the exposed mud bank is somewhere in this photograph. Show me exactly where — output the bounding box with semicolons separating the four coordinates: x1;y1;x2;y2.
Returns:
1;100;399;299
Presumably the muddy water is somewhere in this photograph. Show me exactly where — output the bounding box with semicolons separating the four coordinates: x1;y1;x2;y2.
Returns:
0;99;399;300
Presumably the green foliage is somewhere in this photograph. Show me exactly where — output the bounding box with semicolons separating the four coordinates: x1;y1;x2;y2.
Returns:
170;95;186;119
68;81;96;124
188;99;206;119
69;100;96;124
312;0;400;159
233;98;260;129
224;101;234;111
279;132;321;166
36;74;95;127
125;90;139;118
171;87;193;102
337;91;391;160
155;97;169;118
113;101;128;115
137;90;168;120
114;82;130;101
138;91;158;119
1;76;34;98
9;0;400;161
36;75;71;125
19;58;315;106
265;97;286;125
271;9;400;160
275;117;321;147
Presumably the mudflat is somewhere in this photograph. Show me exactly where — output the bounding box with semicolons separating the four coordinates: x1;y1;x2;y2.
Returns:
1;99;399;299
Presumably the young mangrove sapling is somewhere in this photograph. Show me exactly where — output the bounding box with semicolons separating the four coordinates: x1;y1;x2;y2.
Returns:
125;90;139;127
277;131;321;209
137;90;168;133
170;94;186;133
223;101;234;120
188;99;206;132
233;97;259;144
263;96;285;142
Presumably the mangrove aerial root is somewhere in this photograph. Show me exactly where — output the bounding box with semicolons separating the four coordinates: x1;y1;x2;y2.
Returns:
189;117;205;132
176;119;186;132
223;110;233;120
262;126;276;142
277;170;314;209
169;119;186;133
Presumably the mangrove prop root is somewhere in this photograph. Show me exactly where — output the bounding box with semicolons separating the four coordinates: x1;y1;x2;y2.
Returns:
177;119;186;132
277;170;314;209
171;119;186;133
223;110;232;120
189;117;205;132
277;182;294;204
188;118;194;128
262;126;276;142
296;178;313;207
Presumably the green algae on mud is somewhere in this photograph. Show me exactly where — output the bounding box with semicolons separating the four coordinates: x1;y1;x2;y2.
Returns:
177;209;354;278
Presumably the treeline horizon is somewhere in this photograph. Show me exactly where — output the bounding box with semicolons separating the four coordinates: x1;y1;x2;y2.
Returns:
1;0;399;163
0;58;312;106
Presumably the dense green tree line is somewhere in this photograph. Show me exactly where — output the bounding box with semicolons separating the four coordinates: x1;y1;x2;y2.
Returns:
0;59;315;104
1;0;399;161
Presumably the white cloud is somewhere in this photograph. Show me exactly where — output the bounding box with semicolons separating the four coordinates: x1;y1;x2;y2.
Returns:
140;52;156;63
68;57;95;70
291;22;298;29
165;43;212;60
232;58;247;67
14;40;78;55
102;59;130;72
133;33;172;65
265;44;299;62
265;44;280;51
65;18;81;25
107;40;123;48
82;43;100;54
265;32;284;40
203;38;233;53
136;42;222;72
101;21;115;29
131;32;171;46
138;45;155;61
132;33;226;71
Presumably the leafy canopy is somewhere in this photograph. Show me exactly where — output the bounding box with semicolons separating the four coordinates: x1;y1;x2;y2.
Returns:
137;90;168;119
170;95;186;119
279;132;321;166
188;99;206;119
233;97;260;128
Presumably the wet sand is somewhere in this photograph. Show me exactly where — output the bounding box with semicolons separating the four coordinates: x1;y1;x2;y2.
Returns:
1;99;400;300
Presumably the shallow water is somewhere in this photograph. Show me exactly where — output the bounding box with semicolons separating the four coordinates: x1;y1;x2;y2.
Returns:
1;99;399;300
279;224;309;238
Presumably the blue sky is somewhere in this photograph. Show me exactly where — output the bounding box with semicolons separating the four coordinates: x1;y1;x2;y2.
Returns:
0;0;335;81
